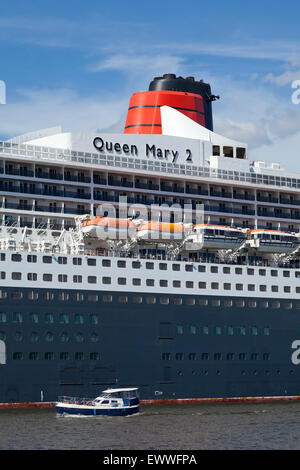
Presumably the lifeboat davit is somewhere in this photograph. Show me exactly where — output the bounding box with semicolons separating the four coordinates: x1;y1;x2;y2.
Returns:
248;229;299;253
82;216;136;240
136;221;185;242
189;224;247;250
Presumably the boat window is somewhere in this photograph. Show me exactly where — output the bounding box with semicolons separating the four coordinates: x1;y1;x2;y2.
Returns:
224;283;231;290
236;147;246;159
173;280;181;287
271;270;278;277
117;260;126;268
102;259;111;267
172;264;180;271
223;146;233;158
87;258;96;266
211;266;218;273
223;267;230;274
271;285;278;292
146;262;154;269
212;145;220;156
159;263;167;270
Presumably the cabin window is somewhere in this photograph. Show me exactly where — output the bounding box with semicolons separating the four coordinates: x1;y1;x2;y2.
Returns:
146;296;156;304
12;272;21;280
213;145;220;156
102;277;111;284
88;276;97;284
284;286;291;293
118;278;126;285
211;298;220;307
58;274;67;282
211;266;218;273
173;297;182;305
73;275;82;283
117;260;126;268
159;263;167;270
133;296;142;303
186;298;195;305
87;258;96;266
172;264;180;271
224;283;231;290
43;274;52;282
223;267;230;274
146;262;154;269
223;146;233;158
186;281;193;288
260;301;269;308
224;299;232;307
146;279;154;286
272;301;280;309
102;259;111;267
73;258;82;265
248;284;255;291
58;257;67;264
173;280;181;288
259;269;266;276
198;265;206;272
236;147;246;159
43;256;52;264
259;285;267;292
160;297;169;305
103;294;112;302
132;261;141;269
12;254;21;262
211;282;219;289
160;280;168;287
199;298;208;306
271;270;278;277
283;271;290;278
271;285;278;292
185;265;193;272
27;255;37;263
236;299;245;307
236;284;243;291
118;295;128;303
132;278;141;286
247;268;254;275
248;300;257;308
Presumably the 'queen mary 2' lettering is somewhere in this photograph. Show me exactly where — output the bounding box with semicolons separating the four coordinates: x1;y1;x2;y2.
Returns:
93;136;192;163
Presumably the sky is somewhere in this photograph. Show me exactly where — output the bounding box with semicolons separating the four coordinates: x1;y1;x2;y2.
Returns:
0;0;300;170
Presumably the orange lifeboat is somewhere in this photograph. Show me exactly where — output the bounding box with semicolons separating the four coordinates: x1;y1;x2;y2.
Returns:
136;221;185;241
82;217;136;239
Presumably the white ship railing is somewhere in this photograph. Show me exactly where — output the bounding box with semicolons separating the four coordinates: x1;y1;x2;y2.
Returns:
1;141;300;190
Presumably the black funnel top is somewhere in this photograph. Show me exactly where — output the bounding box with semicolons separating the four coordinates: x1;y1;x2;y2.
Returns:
149;73;219;131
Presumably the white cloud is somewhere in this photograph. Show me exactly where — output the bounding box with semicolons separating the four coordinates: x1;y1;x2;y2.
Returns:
0;87;128;138
263;70;300;86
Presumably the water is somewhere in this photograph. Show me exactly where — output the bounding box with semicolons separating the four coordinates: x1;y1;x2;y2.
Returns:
1;402;300;451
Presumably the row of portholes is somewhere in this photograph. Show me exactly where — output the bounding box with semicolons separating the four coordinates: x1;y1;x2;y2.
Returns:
176;369;296;376
0;331;99;342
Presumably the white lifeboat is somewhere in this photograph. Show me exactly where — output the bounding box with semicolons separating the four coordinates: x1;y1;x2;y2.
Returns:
248;229;299;253
188;224;247;250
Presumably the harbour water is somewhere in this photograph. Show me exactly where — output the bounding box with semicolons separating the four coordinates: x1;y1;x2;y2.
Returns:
1;401;300;450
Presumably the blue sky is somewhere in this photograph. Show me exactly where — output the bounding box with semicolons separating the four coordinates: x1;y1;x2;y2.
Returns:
1;0;300;169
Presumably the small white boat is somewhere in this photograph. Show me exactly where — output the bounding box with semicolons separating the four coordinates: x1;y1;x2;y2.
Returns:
56;387;140;416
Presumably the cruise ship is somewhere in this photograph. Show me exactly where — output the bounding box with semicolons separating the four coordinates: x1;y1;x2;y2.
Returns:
1;73;300;405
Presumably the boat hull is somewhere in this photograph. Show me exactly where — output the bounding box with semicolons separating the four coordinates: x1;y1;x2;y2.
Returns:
55;404;139;416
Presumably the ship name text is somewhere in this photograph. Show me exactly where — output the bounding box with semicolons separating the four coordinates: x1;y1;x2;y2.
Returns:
93;136;192;163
